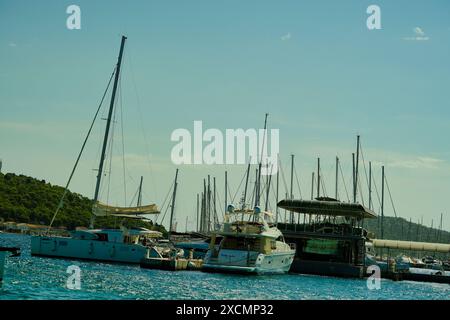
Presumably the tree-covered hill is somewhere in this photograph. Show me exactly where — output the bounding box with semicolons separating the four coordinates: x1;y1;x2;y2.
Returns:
0;172;166;235
365;216;450;244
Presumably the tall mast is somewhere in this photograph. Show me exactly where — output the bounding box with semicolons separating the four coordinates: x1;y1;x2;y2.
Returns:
381;165;385;239
90;35;127;229
202;179;206;232
265;164;273;211
207;175;211;232
169;168;179;238
355;135;360;203
369;161;372;210
275;156;279;223
137;176;143;207
242;163;251;209
352;153;356;203
290;154;294;199
196;193;199;232
224;171;228;212
256;113;269;207
335;156;339;200
213;176;217;227
317;158;320;198
311;172;315;200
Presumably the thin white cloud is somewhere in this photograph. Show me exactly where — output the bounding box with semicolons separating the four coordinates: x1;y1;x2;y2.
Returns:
387;156;444;169
281;33;291;41
403;27;429;41
8;42;17;47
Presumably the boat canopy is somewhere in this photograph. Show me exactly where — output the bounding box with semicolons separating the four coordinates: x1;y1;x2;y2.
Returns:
371;239;450;253
92;202;160;217
277;199;377;219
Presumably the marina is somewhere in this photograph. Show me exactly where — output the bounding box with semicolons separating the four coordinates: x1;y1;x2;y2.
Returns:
1;1;450;304
1;233;449;300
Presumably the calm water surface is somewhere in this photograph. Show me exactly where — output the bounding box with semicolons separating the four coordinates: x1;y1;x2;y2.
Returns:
1;233;448;300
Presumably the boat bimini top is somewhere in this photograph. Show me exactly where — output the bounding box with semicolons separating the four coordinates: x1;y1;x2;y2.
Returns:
92;202;160;218
277;199;377;219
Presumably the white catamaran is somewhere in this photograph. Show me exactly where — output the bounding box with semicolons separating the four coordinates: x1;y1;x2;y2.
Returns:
202;205;295;274
31;36;161;264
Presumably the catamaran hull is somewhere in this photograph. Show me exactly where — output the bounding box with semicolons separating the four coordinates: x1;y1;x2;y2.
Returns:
31;236;147;264
203;250;295;275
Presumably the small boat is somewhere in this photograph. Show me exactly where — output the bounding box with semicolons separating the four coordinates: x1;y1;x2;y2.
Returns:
202;205;295;275
0;247;20;283
140;240;203;271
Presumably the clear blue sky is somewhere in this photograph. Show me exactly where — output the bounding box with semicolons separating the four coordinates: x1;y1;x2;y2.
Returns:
1;0;450;232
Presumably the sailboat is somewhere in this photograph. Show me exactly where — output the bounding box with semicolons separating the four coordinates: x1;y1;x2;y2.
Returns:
31;36;161;264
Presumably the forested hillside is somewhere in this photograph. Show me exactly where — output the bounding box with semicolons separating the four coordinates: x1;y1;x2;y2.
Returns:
0;172;166;235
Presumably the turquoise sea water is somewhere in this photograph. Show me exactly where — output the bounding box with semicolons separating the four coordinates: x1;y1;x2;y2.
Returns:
0;233;448;300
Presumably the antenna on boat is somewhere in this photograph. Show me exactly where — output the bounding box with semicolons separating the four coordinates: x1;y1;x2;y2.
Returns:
169;168;179;239
90;35;127;229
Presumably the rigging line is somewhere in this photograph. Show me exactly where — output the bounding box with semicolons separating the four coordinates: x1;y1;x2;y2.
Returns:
128;185;140;207
371;171;382;211
47;68;116;231
158;193;173;226
216;189;225;221
278;159;289;197
231;167;247;204
227;182;233;205
293;162;303;199
126;46;158;201
156;180;175;224
338;160;350;202
359;145;371;207
119;72;127;206
320;174;327;197
384;175;398;218
104;89;120;204
249;175;257;210
358;177;365;206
